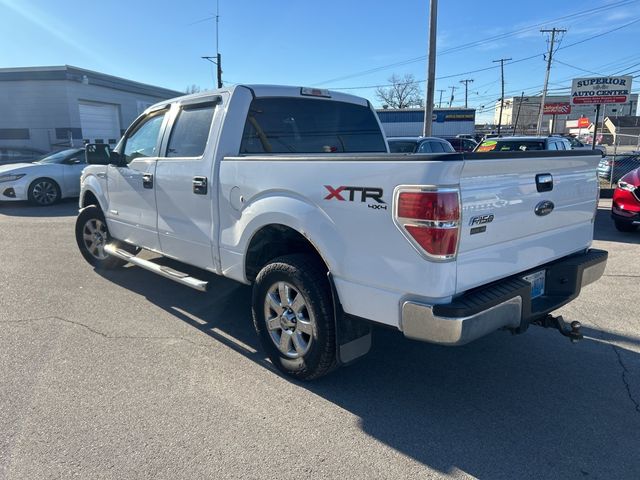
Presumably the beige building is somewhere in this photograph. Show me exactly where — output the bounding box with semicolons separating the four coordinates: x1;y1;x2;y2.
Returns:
494;94;638;134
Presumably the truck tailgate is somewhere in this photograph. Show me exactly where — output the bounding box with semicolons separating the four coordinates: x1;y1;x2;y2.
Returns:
456;151;600;293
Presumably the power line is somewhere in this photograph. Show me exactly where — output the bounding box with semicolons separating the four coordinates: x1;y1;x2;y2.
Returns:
314;0;639;85
329;18;640;93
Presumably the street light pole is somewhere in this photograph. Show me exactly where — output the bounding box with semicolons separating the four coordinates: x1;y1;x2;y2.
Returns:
423;0;438;137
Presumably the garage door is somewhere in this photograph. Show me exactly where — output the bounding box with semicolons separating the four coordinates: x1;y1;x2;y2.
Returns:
79;102;121;145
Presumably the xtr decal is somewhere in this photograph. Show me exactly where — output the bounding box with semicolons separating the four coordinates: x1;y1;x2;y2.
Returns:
324;185;385;204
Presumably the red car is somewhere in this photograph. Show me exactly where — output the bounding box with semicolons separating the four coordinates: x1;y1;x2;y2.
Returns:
612;167;640;232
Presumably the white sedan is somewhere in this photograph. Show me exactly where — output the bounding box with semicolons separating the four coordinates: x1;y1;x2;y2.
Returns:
0;148;86;206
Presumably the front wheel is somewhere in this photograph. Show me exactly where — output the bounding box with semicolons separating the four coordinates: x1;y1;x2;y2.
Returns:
75;205;138;269
28;178;60;206
252;254;337;380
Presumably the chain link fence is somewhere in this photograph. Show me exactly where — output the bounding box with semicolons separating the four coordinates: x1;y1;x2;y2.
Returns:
597;134;640;189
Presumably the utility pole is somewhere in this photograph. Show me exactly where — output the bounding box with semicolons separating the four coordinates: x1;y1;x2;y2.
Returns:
459;79;474;108
536;28;566;135
423;0;438;137
201;0;223;89
437;89;445;108
493;57;511;136
513;91;525;135
448;85;457;107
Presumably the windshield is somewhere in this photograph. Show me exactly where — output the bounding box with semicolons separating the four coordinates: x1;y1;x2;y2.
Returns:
476;140;545;152
388;140;419;153
36;148;83;164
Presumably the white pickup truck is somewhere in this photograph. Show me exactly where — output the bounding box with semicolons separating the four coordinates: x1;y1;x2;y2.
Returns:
76;85;607;379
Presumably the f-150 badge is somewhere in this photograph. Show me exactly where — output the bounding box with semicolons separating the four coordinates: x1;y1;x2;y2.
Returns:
469;214;494;226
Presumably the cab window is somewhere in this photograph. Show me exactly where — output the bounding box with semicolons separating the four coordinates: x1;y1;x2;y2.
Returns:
240;97;386;154
123;111;167;163
166;103;215;158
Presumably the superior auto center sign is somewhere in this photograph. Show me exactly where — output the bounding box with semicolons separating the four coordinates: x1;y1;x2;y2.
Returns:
571;76;633;105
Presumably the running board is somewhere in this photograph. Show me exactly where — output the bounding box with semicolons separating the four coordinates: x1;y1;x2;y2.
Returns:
104;244;208;292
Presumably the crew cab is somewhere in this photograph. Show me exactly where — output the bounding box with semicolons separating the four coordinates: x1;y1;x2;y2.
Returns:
75;85;607;380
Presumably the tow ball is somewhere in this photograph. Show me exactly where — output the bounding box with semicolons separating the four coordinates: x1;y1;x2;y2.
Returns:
532;314;583;343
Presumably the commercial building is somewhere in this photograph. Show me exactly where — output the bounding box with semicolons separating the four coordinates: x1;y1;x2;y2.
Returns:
376;108;476;137
0;65;182;152
493;94;638;134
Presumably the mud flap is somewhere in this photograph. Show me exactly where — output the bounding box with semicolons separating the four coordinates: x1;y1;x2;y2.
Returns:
328;273;372;365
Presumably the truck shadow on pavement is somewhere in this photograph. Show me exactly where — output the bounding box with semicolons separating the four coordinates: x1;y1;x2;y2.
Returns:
98;262;640;480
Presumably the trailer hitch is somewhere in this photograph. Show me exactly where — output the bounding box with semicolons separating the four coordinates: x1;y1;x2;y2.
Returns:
532;314;583;343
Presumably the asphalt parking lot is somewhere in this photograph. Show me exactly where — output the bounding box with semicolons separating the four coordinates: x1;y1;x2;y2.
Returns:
1;198;639;479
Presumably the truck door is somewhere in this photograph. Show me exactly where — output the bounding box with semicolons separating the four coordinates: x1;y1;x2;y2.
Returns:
106;108;169;251
155;99;218;270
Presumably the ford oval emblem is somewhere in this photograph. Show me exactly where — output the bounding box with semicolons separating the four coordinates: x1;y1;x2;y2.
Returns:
535;200;555;216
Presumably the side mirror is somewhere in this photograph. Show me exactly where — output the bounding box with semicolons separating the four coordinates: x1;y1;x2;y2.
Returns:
85;144;122;165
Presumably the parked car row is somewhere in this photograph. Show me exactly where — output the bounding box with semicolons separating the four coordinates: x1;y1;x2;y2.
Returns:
597;152;640;183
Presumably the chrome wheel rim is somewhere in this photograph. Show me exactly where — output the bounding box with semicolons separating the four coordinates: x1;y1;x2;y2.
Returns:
32;181;58;205
82;218;109;260
264;281;315;358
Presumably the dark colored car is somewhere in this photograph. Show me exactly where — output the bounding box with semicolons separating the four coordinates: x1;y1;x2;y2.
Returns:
598;153;640;183
0;146;47;165
439;136;477;152
611;167;640;232
387;137;455;154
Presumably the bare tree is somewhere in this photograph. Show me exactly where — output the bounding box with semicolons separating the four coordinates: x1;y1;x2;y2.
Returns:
184;84;202;94
375;74;423;109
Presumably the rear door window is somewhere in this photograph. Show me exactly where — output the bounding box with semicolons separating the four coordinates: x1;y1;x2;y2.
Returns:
429;141;445;153
166;103;215;158
416;141;432;153
240;97;386;154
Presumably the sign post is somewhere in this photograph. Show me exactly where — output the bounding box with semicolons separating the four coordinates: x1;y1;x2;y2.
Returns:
571;76;633;150
543;103;571;135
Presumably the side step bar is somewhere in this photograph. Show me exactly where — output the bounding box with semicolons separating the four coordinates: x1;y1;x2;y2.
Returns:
104;244;208;292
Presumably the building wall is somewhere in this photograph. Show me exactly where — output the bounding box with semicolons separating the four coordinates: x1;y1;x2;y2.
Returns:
377;108;475;137
494;94;639;133
0;68;181;152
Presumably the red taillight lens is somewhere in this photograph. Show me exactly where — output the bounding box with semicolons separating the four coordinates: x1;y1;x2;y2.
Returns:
394;188;460;260
405;226;458;256
397;191;459;221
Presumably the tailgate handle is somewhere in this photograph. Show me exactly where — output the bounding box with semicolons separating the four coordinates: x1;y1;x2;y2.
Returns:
536;173;553;192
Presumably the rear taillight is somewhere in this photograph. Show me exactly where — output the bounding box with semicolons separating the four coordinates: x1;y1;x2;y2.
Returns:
394;187;460;260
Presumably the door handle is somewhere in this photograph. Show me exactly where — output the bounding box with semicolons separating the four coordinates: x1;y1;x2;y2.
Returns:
193;176;208;195
535;173;553;192
142;173;154;189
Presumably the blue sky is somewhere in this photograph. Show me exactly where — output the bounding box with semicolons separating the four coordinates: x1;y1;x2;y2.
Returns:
1;0;639;122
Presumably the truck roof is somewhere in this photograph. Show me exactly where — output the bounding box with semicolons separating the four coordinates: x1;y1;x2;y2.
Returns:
147;84;370;113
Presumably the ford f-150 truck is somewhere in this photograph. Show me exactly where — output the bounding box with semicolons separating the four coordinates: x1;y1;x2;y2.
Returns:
75;85;607;380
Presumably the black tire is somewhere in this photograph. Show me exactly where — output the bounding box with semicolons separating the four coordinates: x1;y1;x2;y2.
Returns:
252;254;337;380
28;178;60;206
75;205;138;269
614;220;638;232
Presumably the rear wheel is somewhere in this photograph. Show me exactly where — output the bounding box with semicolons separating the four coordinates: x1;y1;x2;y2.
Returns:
614;220;638;232
75;205;138;269
28;178;60;206
252;254;337;380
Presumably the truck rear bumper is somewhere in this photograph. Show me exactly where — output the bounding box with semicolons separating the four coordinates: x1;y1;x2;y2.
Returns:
401;249;608;345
